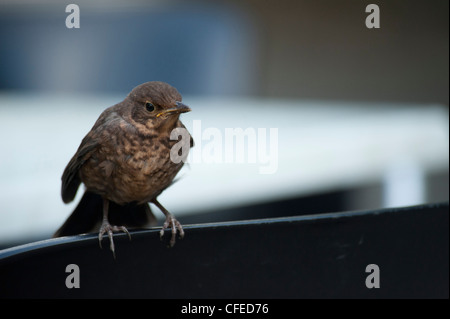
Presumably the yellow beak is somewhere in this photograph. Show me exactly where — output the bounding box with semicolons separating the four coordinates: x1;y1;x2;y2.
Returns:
156;102;191;118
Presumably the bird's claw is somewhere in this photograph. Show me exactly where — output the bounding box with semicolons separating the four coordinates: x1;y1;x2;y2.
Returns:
98;223;131;258
160;214;184;247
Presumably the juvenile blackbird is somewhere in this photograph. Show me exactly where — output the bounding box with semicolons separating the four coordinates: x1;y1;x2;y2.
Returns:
54;81;193;256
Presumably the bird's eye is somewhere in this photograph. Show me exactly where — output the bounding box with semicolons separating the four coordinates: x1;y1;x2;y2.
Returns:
145;102;155;112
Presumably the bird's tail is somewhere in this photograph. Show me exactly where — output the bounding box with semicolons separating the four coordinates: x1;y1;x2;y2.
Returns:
53;191;156;237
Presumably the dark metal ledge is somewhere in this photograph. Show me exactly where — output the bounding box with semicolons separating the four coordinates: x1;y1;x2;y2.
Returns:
0;202;448;298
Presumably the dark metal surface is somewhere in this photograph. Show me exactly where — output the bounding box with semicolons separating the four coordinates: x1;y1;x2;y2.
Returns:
0;202;448;298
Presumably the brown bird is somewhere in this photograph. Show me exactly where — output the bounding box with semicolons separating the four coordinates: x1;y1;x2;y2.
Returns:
54;81;193;256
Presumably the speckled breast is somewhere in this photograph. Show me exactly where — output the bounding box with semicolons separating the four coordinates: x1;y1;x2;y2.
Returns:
80;131;188;205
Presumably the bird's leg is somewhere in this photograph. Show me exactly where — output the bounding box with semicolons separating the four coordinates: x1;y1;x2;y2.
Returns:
98;197;131;258
152;198;184;247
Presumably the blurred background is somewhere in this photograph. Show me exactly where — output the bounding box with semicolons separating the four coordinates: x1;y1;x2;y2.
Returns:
0;0;448;248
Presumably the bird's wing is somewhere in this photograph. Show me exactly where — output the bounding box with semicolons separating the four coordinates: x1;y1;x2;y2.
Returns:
61;107;119;204
61;134;99;203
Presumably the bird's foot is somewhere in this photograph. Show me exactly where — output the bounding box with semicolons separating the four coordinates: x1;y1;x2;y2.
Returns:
160;214;184;247
98;222;131;258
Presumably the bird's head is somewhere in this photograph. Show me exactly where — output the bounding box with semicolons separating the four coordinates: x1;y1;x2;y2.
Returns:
125;81;191;131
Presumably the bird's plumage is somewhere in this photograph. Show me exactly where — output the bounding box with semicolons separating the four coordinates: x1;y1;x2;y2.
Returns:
55;81;192;249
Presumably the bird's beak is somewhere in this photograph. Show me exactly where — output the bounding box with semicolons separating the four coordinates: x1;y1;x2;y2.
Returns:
156;102;191;118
